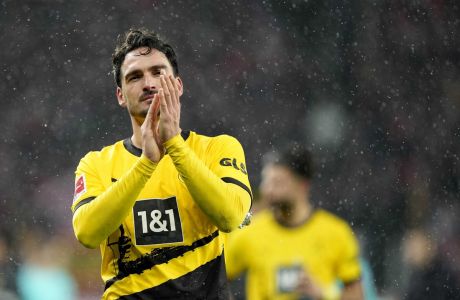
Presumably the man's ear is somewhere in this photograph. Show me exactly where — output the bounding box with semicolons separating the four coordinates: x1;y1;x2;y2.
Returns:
116;87;126;107
176;77;184;97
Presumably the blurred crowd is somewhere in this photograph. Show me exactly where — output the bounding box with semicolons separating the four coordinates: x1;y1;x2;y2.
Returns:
1;0;460;298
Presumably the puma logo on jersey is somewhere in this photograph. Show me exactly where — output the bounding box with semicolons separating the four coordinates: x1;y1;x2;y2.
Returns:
219;158;247;175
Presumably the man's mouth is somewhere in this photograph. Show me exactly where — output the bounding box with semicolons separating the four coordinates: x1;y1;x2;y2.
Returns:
269;198;293;210
141;91;158;102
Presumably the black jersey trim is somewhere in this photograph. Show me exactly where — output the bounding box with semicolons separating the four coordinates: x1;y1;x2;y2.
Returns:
221;177;253;201
73;196;96;213
123;138;143;157
123;131;191;157
104;230;219;290
118;254;229;300
180;130;190;141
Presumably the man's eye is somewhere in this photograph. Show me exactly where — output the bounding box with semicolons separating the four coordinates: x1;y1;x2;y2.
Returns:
128;75;140;82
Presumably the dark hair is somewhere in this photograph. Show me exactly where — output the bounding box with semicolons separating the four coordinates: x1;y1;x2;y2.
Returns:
112;28;179;87
269;143;314;179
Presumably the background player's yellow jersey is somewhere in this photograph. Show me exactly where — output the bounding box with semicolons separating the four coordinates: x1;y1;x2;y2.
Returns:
225;209;361;300
72;131;252;299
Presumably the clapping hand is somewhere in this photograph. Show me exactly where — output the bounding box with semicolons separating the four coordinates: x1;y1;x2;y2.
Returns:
141;70;181;162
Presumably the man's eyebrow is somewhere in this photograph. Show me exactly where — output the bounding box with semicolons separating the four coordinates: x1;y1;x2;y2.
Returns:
124;69;142;80
124;64;168;80
150;64;168;71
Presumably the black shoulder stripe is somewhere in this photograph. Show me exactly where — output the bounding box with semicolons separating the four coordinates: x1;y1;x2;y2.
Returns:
73;197;96;213
221;177;253;202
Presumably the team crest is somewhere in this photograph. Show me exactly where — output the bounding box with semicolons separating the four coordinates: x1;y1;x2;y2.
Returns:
73;174;86;202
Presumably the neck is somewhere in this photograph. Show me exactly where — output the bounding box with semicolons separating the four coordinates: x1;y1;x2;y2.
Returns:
130;116;144;149
273;198;313;227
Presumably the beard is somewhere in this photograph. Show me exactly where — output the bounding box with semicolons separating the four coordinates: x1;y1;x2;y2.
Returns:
269;198;295;213
269;198;299;226
127;90;158;119
128;105;149;124
128;99;156;120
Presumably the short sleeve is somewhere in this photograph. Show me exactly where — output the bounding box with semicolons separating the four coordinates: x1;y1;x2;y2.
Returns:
336;224;361;283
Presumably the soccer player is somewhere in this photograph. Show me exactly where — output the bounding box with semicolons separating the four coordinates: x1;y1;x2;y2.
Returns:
225;144;363;300
71;28;252;299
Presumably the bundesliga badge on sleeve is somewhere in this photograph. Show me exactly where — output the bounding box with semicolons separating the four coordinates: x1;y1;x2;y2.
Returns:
73;174;86;202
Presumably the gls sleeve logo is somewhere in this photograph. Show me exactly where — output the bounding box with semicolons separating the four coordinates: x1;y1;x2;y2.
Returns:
219;158;247;175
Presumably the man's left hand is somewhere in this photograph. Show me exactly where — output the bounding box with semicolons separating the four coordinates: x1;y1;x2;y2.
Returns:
157;70;181;144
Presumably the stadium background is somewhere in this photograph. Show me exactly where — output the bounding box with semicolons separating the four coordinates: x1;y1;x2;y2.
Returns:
1;0;459;299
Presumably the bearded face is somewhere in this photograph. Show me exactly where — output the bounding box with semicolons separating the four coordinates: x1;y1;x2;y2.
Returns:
260;164;306;209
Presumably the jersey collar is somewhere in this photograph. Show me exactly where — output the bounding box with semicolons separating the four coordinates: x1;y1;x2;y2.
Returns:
123;130;191;157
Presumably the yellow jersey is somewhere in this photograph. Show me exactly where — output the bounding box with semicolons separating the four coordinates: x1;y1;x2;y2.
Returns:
72;131;252;299
225;209;361;300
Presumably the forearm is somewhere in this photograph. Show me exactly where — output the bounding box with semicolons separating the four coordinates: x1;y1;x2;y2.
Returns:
72;155;157;248
165;135;251;232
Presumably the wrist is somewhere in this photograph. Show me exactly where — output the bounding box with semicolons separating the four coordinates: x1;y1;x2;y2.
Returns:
163;133;184;150
139;154;159;174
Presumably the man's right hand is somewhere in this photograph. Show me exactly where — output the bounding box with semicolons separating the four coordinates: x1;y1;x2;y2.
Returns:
296;268;323;300
141;94;163;162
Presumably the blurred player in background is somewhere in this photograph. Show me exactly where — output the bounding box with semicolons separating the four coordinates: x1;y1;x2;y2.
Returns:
71;28;252;299
402;228;460;300
225;143;363;300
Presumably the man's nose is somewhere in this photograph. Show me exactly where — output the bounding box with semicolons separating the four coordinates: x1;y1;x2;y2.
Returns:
143;74;157;90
